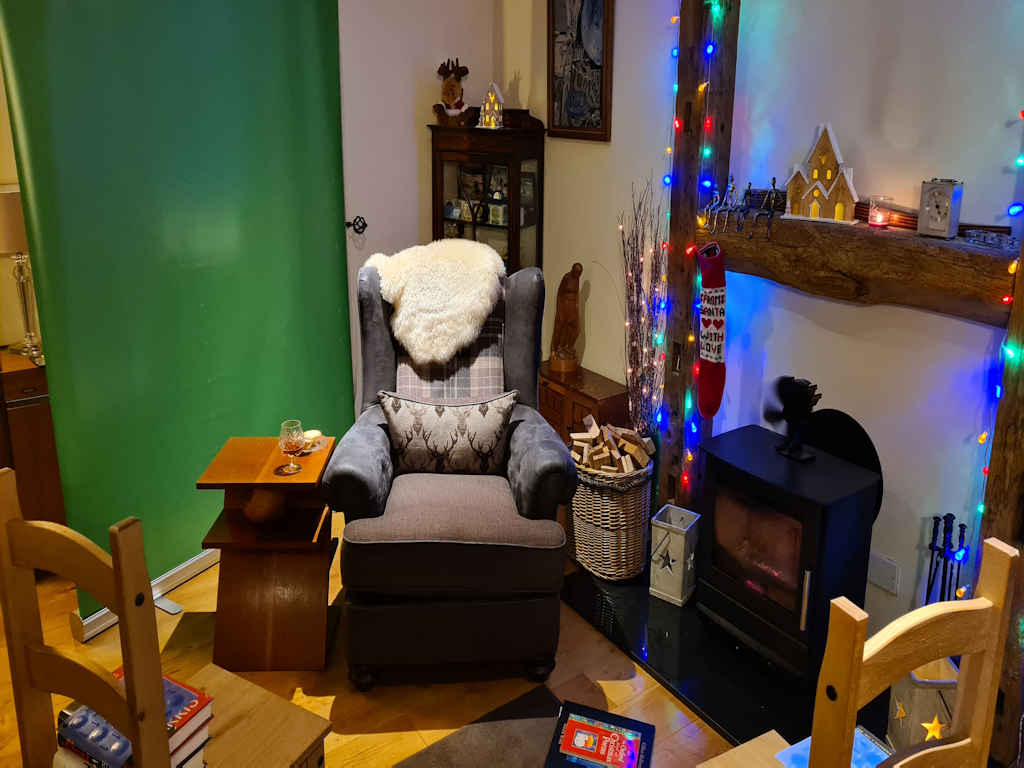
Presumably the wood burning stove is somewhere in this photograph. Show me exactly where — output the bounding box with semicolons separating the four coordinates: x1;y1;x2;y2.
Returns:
697;424;881;677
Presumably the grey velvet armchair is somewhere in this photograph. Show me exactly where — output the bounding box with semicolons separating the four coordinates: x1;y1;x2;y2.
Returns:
322;265;577;691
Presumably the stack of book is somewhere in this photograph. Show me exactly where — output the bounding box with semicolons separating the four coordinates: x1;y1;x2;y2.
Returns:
56;669;213;768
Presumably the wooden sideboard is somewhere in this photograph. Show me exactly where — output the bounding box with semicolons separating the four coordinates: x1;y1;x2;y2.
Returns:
539;361;629;444
1;351;66;524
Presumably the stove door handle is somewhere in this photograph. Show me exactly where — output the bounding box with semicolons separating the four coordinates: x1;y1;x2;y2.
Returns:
800;569;811;632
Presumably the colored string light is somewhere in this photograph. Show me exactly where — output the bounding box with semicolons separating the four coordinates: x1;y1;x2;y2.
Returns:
1003;295;1014;304
703;147;712;158
1017;156;1024;168
705;42;715;56
663;174;673;186
672;47;679;57
1010;260;1019;275
1009;203;1024;216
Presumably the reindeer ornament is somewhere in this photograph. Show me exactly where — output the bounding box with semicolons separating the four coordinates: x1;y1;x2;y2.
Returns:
433;58;475;127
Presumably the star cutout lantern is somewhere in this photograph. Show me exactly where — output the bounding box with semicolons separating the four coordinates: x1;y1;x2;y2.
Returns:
657;549;675;572
895;700;906;727
921;715;946;741
686;552;695;571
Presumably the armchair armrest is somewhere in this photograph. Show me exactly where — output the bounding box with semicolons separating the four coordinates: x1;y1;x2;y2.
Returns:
506;404;578;520
321;405;394;522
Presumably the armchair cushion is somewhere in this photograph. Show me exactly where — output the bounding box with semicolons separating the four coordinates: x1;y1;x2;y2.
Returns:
378;390;519;475
342;473;566;596
321;405;394;523
507;405;578;520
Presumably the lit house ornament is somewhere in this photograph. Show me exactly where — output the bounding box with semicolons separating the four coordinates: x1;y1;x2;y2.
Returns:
479;82;504;129
782;123;859;224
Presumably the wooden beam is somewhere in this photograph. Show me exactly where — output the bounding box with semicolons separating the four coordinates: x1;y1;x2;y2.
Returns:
980;236;1024;765
661;0;742;509
696;218;1015;328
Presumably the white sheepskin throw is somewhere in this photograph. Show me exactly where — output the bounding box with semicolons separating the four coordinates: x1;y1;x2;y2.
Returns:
365;240;505;366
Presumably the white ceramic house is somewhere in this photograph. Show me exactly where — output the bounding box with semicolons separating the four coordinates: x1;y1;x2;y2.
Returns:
479;82;504;130
783;123;858;223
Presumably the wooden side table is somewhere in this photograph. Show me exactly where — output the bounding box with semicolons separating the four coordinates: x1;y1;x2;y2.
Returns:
539;361;629;443
197;437;337;672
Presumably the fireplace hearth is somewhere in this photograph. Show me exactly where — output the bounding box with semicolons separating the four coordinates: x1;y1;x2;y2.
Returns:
697;424;882;677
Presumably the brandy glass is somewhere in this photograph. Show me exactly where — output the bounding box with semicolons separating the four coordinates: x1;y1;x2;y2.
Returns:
275;419;305;476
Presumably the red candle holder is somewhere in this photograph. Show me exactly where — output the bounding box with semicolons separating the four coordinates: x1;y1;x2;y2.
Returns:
869;196;893;228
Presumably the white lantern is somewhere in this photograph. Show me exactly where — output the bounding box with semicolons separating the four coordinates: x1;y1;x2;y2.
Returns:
479;82;504;130
649;504;700;606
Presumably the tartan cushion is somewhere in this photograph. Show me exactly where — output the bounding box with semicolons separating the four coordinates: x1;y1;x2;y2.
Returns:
396;299;504;400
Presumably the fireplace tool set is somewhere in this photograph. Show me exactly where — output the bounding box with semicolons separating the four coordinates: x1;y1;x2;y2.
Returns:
925;514;969;604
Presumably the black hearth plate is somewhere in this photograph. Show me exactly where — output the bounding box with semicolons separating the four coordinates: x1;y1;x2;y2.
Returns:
561;568;888;747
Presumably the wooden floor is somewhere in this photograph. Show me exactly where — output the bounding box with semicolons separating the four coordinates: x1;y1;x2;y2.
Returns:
0;514;730;766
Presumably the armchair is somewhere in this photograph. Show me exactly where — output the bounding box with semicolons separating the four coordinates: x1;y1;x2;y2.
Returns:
323;265;577;691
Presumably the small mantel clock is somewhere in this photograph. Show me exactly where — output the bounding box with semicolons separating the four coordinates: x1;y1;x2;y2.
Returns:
430;109;545;275
917;178;963;239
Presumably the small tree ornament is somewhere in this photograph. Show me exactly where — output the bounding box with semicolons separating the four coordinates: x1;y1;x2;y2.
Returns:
479;83;504;129
618;179;668;436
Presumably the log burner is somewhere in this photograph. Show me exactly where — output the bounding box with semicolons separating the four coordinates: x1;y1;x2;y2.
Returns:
697;423;882;677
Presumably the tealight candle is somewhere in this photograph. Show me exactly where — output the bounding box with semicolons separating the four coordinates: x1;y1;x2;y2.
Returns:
868;196;893;229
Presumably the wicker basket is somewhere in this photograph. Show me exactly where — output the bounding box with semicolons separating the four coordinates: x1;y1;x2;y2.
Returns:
566;461;653;580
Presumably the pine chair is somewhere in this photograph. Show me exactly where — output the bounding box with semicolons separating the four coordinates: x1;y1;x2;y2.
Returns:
810;537;1018;767
0;467;170;767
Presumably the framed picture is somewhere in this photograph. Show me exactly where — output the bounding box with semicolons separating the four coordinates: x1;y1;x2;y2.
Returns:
548;0;614;142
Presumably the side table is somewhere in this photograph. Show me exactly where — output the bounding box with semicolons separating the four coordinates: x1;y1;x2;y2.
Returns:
197;436;337;672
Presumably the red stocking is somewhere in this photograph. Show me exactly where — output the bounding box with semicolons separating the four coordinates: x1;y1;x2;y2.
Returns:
697;242;726;419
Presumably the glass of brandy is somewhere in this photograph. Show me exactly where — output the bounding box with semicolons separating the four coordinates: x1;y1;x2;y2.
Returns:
275;419;305;476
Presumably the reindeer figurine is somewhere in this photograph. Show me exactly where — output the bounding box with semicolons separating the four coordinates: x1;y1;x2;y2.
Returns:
433;58;475;127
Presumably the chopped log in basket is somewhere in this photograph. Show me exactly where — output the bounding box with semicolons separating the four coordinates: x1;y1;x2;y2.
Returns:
570;414;655;475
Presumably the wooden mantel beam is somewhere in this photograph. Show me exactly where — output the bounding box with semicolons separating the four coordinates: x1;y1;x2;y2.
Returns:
696;218;1016;328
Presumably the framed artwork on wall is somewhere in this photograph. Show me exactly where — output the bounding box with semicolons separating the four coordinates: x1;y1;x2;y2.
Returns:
547;0;615;142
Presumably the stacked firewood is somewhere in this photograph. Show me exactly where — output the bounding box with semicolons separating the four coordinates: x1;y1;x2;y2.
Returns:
570;415;655;475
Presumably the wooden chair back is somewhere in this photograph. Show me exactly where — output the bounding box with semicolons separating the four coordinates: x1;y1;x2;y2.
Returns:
0;468;170;767
809;537;1018;767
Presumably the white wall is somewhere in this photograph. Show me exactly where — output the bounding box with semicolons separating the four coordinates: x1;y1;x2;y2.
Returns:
725;0;1024;631
496;0;679;386
732;0;1024;233
338;0;495;410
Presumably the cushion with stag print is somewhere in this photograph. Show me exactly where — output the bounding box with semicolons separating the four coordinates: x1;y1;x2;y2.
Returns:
377;390;520;475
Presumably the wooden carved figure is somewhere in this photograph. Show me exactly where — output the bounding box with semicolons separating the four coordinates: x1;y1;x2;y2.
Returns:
550;262;584;374
433;58;474;127
783;123;858;223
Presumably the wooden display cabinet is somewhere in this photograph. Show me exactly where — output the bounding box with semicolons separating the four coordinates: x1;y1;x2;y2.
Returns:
539;361;629;444
430;109;545;275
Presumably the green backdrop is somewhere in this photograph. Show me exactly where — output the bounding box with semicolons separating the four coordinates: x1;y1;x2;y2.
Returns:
0;1;354;618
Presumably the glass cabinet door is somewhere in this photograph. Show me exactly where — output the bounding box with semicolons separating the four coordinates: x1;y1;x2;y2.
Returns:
519;158;540;269
441;159;511;265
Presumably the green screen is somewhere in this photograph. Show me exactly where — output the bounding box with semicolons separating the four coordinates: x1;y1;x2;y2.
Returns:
1;1;353;617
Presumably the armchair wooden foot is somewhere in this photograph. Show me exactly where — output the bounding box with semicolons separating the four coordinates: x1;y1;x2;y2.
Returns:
524;656;556;683
348;664;380;692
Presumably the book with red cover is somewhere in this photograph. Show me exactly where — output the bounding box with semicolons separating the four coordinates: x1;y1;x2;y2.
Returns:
112;667;214;753
545;701;655;768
